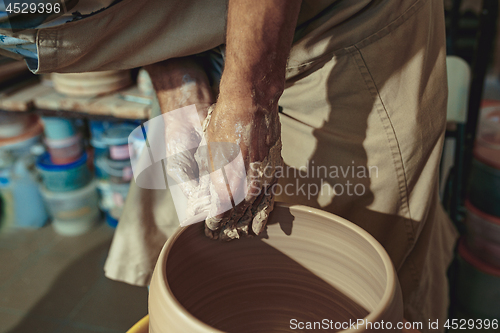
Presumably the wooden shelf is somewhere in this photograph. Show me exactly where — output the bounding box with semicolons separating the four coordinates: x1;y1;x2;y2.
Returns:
0;81;151;120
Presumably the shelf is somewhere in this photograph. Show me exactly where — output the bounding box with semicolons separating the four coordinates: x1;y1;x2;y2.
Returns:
0;81;151;120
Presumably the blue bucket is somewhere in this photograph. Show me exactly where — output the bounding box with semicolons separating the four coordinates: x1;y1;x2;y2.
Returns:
36;152;92;192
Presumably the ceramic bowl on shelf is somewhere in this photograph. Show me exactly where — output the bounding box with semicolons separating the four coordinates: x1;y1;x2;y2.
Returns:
52;70;132;97
149;203;404;333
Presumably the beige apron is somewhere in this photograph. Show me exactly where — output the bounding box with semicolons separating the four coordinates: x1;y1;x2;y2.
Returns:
16;0;457;331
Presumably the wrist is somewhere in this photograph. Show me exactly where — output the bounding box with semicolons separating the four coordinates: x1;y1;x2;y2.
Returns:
218;75;283;114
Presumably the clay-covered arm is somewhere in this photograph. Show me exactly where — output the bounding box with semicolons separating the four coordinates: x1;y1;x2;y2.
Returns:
204;0;302;239
218;0;302;117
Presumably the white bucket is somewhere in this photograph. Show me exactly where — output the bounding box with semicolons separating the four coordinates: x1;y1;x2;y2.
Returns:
40;180;100;236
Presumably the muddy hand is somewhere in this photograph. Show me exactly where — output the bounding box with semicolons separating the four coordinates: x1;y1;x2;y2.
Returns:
201;102;283;240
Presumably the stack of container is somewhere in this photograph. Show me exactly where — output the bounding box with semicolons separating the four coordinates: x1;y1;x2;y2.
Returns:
457;101;500;321
0;113;48;231
37;117;99;236
89;120;142;228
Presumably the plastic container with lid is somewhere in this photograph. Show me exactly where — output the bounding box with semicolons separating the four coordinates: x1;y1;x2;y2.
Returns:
456;238;500;320
89;120;113;141
40;180;100;236
465;200;500;268
475;103;500;170
36;152;92;192
41;117;77;140
0;115;43;157
45;133;83;165
90;136;108;159
95;156;133;184
101;124;136;160
468;158;500;218
0;113;33;139
91;137;109;179
96;179;130;211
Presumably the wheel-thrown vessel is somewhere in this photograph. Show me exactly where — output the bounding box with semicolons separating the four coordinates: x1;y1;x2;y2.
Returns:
52;70;132;97
149;203;404;332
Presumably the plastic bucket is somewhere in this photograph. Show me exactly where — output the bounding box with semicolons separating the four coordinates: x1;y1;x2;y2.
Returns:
90;134;109;179
468;158;500;218
96;180;130;212
101;124;136;160
465;200;500;268
475;105;500;169
40;181;100;236
456;238;500;320
36;152;92;192
0;115;43;157
41;117;76;140
45;133;83;165
90;137;108;159
0;113;34;138
95;156;132;184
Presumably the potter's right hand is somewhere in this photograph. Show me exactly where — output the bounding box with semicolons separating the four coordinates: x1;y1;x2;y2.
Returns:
200;100;283;241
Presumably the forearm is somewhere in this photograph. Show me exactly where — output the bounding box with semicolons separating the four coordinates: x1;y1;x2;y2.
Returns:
219;0;302;112
145;57;214;119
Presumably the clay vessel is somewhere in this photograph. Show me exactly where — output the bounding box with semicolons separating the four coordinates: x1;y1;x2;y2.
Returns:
52;70;132;97
149;203;404;332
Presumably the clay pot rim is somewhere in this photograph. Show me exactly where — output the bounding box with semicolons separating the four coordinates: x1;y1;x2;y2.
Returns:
156;203;398;333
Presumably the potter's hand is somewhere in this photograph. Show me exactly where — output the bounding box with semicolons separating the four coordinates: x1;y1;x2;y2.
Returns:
201;101;283;240
145;58;214;218
164;107;211;218
199;0;300;238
